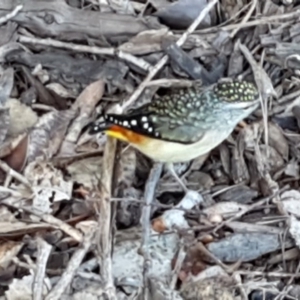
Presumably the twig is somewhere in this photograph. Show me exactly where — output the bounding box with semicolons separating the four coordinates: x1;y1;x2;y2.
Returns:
33;237;52;300
18;35;152;72
144;78;194;88
196;9;300;34
42;215;84;242
237;270;300;279
213;187;287;233
230;0;258;38
7;205;84;242
239;42;275;161
233;273;248;300
31;103;58;112
0;4;23;25
139;162;163;300
170;243;186;289
24;254;36;269
277;89;300;104
76;271;102;283
196;242;242;274
45;227;96;300
121;0;218;111
0;186;23;197
287;260;300;285
95;107;119;299
0;160;32;190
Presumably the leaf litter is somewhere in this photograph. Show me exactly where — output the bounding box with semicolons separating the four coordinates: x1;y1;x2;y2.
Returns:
0;0;300;299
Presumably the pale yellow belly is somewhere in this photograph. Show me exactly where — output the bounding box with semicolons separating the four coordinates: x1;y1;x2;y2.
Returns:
131;129;231;163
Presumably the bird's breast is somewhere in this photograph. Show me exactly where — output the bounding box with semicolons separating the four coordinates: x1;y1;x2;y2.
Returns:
132;129;231;163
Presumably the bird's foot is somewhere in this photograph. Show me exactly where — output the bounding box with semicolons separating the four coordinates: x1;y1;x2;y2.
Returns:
165;162;189;193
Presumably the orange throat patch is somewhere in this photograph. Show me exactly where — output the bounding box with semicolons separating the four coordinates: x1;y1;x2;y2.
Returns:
105;125;148;145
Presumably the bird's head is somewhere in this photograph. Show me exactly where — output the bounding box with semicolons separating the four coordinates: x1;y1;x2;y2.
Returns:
213;80;260;111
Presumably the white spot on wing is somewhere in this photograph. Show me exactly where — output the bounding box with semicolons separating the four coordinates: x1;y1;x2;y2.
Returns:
131;120;137;126
141;116;148;122
123;120;129;127
143;123;149;129
148;127;153;132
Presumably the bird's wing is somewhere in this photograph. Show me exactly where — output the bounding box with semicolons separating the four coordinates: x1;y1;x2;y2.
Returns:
98;85;216;144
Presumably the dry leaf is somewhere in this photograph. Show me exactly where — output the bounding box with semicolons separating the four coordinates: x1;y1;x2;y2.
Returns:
0;241;23;269
218;186;258;204
258;144;284;172
27;108;77;163
113;227;179;286
153;0;211;30
31;64;50;84
180;278;234;300
106;0;135;14
0;67;14;106
119;28;172;55
289;215;300;249
189;266;230;283
239;43;277;98
5;99;38;138
284;159;299;178
5;274;51;300
279;190;300;217
0;107;9;145
23;161;73;215
203;202;249;218
265;122;289;160
0;221;52;236
75;220;97;235
3;134;28;172
119;147;137;187
59;79;105;156
46;82;77;99
152;191;203;232
67;156;102;189
0;206;18;222
207;232;283;262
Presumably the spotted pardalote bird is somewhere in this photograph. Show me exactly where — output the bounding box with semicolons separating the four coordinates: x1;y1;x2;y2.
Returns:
89;80;260;192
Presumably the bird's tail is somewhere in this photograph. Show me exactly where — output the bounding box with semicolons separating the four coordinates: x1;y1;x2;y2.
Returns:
87;111;144;144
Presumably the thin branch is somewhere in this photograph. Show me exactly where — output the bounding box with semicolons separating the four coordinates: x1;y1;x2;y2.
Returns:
196;9;300;34
196;242;242;274
170;243;186;289
0;4;23;25
33;237;52;300
95;107;119;299
0;160;32;190
121;0;218;111
45;227;96;300
139;162;163;300
213;187;288;233
18;35;152;72
237;270;300;279
230;0;258;38
7;205;84;242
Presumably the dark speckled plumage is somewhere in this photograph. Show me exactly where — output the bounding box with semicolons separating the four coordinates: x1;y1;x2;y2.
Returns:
90;80;259;144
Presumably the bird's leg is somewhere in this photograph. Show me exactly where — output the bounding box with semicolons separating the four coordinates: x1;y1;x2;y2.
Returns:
166;162;188;193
